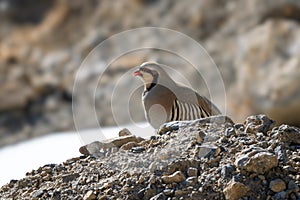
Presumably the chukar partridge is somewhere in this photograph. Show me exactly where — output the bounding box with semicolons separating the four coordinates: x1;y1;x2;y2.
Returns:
133;62;221;128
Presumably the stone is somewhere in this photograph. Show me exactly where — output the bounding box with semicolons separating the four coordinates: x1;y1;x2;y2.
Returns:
83;190;96;200
244;115;276;134
186;177;197;186
269;179;286;193
131;146;146;153
62;173;79;182
119;141;138;151
187;167;198;177
235;147;278;174
287;180;299;191
195;131;205;143
272;191;287;200
221;164;234;178
79;135;141;156
223;180;250;200
197;144;221;159
162;171;186;184
228;19;300;126
276;125;300;144
119;128;132;137
30;190;44;200
149;192;166;200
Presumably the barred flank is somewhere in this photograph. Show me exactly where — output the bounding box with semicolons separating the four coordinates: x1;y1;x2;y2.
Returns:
169;99;210;121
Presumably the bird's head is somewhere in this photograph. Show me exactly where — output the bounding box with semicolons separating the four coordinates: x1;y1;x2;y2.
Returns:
133;62;173;88
133;62;160;84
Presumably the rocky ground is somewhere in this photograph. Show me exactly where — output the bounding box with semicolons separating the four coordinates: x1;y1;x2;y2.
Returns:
1;0;300;147
1;114;299;199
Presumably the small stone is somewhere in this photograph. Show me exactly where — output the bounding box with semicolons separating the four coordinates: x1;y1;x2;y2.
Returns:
62;173;79;182
187;167;198;177
270;179;286;193
120;141;138;151
272;191;287;200
149;192;166;200
221;164;234;178
163;189;173;196
83;190;96;200
288;180;299;191
224;127;236;137
195;131;205;143
131;146;145;153
30;190;44;200
162;171;186;184
197;144;220;158
186;176;197;186
174;190;189;196
119;128;132;137
223;180;250;200
158;121;180;135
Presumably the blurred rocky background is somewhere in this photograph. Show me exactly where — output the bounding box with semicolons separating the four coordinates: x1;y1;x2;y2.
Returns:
0;0;300;147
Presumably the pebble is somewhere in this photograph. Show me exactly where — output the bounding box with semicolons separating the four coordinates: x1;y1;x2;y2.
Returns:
269;179;286;192
83;190;96;200
223;180;250;200
162;171;186;184
187;167;198;177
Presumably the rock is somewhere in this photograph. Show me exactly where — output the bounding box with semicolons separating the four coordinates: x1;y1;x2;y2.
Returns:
287;180;299;191
187;167;198;177
83;190;96;200
276;124;300;144
162;171;186;184
149;192;166;200
79;135;142;156
221;164;234;178
120;141;138;151
163;189;173;196
119;128;132;137
30;190;44;200
229;19;300;126
185;176;197;186
197;144;221;158
223;180;250;200
195;131;205;143
158;121;180;135
272;191;287;200
109;135;142;147
131;146;146;153
244;115;276;134
235;147;278;174
62;173;79;183
143;184;157;199
269;179;286;193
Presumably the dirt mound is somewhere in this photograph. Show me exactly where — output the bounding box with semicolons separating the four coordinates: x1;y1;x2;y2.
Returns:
1;115;299;199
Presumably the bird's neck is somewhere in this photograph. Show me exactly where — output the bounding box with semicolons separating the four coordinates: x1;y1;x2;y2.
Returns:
143;74;158;94
145;82;157;92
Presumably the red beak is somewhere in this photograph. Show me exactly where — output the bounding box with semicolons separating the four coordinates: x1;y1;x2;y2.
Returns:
133;70;142;76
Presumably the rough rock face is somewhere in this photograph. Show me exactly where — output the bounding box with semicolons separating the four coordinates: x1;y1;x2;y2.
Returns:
229;19;300;125
1;0;300;147
0;115;299;199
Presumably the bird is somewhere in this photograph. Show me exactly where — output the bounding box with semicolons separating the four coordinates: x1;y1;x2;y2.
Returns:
133;61;221;129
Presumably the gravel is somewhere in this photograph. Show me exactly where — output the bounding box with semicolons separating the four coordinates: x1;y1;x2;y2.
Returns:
0;114;299;199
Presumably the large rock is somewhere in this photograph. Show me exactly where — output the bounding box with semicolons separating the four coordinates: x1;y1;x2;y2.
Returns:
228;19;300;125
235;147;278;174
